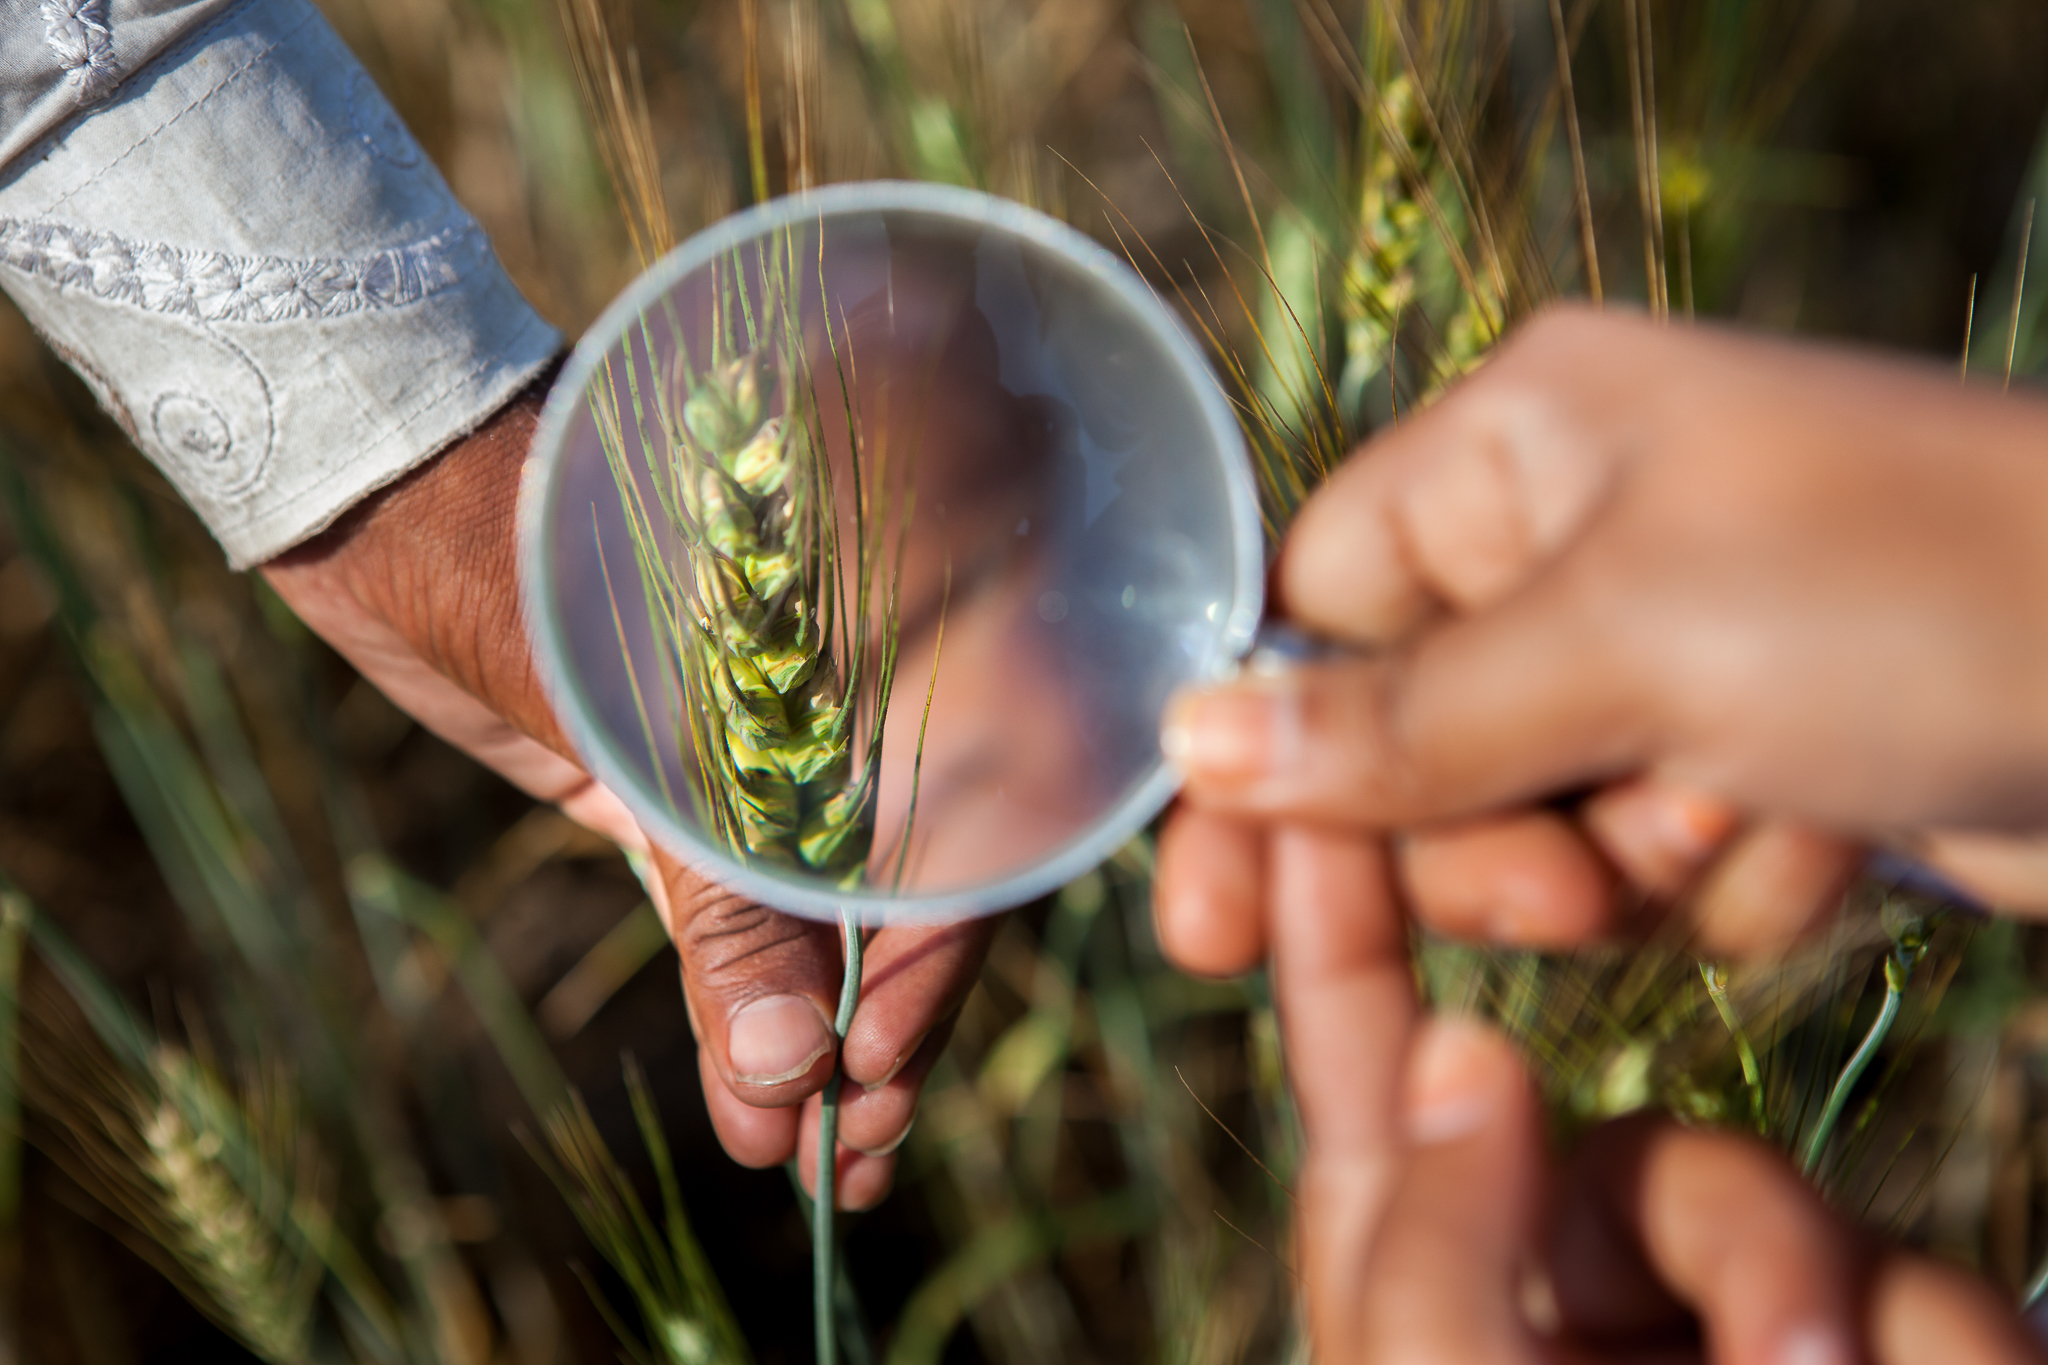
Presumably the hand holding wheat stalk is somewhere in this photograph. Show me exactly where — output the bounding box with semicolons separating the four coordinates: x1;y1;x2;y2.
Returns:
588;233;930;1364
590;245;910;890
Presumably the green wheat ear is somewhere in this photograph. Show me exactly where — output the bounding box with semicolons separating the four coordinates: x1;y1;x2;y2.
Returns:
593;242;909;891
675;344;874;885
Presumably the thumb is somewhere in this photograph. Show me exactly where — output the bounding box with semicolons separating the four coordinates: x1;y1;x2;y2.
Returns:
1165;555;1653;827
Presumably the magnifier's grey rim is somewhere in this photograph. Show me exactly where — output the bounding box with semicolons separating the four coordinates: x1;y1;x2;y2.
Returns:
519;180;1265;924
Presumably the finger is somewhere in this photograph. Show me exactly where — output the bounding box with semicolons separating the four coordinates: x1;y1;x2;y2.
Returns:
1688;822;1861;958
1165;556;1654;829
840;917;999;1091
1869;1254;2044;1365
660;852;843;1107
1581;778;1742;902
1279;303;1628;646
1270;827;1413;1155
700;1044;802;1167
557;780;650;856
1263;827;1417;1358
1620;1123;1863;1365
1914;829;2048;914
795;1093;899;1211
1351;1019;1544;1365
838;1014;954;1156
1155;807;1267;977
1396;810;1620;947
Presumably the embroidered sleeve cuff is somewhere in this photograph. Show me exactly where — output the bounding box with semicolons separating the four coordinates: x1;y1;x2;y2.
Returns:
0;0;562;568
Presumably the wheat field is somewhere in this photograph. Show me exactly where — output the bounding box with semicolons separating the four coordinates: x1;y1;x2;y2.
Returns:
2;1;2048;1363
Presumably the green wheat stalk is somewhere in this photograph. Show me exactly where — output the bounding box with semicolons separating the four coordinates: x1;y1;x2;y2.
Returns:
527;1058;751;1365
1700;961;1767;1133
1803;913;1934;1179
588;227;927;1365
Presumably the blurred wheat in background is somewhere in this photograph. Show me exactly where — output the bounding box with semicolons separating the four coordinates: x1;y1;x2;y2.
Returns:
4;1;2048;1363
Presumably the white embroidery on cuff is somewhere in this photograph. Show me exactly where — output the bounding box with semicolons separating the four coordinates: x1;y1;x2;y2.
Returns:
40;0;121;104
0;218;490;323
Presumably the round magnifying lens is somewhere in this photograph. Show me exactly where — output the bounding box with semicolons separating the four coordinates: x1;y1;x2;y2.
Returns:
522;182;1263;925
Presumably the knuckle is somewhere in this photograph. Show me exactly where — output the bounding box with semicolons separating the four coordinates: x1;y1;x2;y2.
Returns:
1302;658;1428;818
1511;299;1611;359
671;880;820;984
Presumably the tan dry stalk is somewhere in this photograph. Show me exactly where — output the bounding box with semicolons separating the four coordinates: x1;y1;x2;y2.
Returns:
1547;0;1601;303
562;0;673;267
135;1050;325;1365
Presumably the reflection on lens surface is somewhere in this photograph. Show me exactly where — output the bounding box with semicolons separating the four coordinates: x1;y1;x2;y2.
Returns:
527;184;1260;923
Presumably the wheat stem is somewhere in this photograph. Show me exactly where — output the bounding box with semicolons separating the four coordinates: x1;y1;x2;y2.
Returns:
1699;962;1765;1134
1803;954;1906;1178
814;909;864;1365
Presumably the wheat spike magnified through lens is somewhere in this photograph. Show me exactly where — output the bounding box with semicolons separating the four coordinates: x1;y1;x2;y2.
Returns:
589;237;913;893
586;232;929;1365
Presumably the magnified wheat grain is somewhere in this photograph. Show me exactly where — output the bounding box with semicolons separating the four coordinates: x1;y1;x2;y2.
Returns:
590;241;912;892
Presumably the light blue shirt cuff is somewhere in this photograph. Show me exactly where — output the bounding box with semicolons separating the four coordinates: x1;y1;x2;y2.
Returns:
0;0;562;567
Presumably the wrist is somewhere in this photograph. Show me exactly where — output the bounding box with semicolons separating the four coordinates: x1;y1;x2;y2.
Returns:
261;359;566;748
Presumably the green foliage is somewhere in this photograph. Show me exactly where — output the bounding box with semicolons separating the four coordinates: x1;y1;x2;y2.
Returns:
0;433;737;1365
5;2;2048;1363
527;1059;751;1365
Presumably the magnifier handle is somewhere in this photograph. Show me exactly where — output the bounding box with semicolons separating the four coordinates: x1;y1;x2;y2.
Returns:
1240;620;1366;676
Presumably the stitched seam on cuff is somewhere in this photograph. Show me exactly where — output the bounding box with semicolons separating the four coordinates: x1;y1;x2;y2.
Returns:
219;337;558;568
45;0;303;216
210;303;559;548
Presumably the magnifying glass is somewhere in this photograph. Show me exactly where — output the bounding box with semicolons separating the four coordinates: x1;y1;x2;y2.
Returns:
521;181;1264;926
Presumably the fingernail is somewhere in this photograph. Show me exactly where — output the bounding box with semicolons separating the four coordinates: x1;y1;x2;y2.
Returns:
1406;1018;1502;1145
728;995;835;1086
861;1029;930;1093
862;1114;916;1156
1773;1325;1852;1365
1161;684;1293;784
1646;787;1738;863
